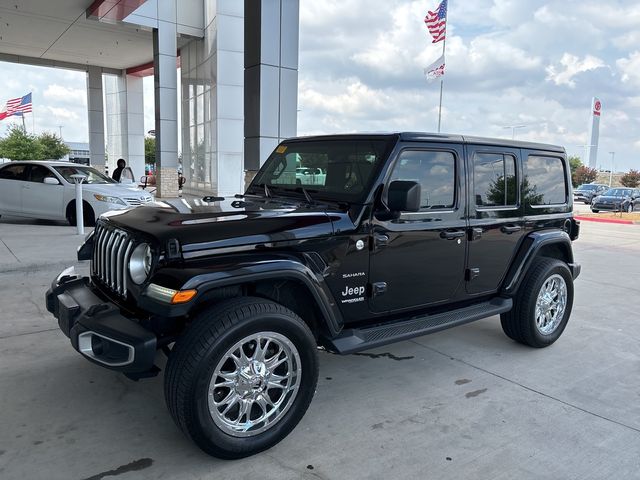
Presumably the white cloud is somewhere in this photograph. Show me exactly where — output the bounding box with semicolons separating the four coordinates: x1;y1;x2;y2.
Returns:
617;51;640;87
545;54;606;88
45;106;80;121
43;84;86;106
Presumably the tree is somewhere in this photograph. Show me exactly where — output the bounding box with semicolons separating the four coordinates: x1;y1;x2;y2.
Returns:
0;125;69;160
0;124;39;160
568;156;583;187
573;166;597;186
620;169;640;188
36;131;70;159
144;136;155;165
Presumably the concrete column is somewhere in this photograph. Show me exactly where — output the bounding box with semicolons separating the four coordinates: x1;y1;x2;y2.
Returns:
154;0;179;198
104;74;145;180
86;66;105;172
244;0;299;173
180;1;244;198
104;75;126;174
125;75;145;180
214;1;244;196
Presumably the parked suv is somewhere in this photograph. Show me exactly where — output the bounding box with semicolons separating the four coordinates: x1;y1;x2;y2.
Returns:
573;183;608;204
46;133;580;459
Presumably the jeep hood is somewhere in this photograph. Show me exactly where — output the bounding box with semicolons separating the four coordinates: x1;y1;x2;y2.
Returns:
100;196;353;252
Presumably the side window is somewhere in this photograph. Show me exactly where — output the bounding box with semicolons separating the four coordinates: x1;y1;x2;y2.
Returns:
390;150;455;210
474;153;517;207
524;155;567;205
0;164;27;180
27;165;55;183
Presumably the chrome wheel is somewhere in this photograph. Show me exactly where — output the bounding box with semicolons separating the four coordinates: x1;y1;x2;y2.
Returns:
208;332;302;437
535;274;567;335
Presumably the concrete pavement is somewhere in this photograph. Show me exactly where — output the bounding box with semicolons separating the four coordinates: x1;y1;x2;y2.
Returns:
0;216;639;479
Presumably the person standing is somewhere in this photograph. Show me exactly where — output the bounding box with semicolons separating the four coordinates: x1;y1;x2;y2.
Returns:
112;158;126;182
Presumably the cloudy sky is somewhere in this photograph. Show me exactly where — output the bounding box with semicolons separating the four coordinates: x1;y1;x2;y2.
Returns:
1;0;639;170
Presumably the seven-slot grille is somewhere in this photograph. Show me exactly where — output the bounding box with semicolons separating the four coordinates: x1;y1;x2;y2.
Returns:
92;223;135;297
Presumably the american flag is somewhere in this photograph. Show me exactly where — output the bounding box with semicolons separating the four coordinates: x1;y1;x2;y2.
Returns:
0;93;32;121
424;0;447;43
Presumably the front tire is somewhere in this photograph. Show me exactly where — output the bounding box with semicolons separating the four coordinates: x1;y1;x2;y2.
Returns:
66;202;95;227
626;203;633;213
164;297;318;459
501;258;573;348
591;209;599;213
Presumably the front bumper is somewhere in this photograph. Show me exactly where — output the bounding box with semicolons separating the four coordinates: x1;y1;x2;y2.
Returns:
46;267;157;374
592;203;622;211
573;194;591;203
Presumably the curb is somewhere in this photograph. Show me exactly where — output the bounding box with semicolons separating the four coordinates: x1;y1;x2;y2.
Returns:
574;215;639;225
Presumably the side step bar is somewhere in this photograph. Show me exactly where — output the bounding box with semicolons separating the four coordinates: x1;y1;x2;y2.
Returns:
325;297;512;354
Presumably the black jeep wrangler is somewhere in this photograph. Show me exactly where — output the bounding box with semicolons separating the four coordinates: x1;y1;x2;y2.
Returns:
46;133;580;459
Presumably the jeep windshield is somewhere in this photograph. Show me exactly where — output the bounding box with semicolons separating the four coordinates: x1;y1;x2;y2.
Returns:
248;137;396;203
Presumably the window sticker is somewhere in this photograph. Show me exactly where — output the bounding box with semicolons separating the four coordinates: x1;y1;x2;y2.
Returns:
276;145;287;154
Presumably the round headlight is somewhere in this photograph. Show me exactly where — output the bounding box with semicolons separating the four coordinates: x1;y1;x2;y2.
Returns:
129;243;152;285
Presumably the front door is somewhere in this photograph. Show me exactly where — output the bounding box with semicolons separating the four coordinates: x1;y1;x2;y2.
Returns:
465;145;526;294
21;165;65;220
369;144;467;313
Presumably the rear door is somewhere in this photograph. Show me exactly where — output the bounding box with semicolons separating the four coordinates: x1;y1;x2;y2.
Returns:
465;145;525;295
369;143;467;312
0;163;28;215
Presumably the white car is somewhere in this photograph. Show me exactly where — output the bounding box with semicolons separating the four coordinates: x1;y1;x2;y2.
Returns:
0;161;154;225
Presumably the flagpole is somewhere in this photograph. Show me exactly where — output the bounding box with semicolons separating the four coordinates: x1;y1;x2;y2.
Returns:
437;33;447;133
21;114;26;132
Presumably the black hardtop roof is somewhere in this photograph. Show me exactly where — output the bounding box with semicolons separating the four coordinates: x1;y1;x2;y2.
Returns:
284;132;564;153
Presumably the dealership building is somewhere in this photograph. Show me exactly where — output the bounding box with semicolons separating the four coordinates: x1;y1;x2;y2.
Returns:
0;0;299;197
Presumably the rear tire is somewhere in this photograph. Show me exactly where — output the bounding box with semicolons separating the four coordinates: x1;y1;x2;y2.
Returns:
500;258;573;348
164;297;318;459
627;204;633;213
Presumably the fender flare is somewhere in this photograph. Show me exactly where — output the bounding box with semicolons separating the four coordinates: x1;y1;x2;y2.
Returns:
180;259;343;337
501;230;577;295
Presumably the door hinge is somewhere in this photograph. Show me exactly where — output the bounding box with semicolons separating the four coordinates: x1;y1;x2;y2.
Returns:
371;282;387;297
466;268;480;281
373;233;389;248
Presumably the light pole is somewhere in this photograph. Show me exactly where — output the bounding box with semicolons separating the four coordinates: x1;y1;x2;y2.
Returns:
608;152;615;187
575;144;596;166
502;124;528;139
69;174;87;235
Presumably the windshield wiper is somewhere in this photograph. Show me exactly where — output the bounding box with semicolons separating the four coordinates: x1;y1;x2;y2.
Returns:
300;186;314;204
254;183;272;198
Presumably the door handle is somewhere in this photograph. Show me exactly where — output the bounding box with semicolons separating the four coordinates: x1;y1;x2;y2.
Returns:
440;230;465;240
501;225;522;234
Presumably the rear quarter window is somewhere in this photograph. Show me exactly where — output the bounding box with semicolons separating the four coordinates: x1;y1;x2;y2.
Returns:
524;155;567;205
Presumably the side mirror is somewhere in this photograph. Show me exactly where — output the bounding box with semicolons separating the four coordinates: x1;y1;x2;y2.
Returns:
388;180;421;212
43;177;59;185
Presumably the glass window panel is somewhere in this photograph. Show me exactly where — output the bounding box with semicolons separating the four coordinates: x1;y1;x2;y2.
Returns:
390;150;455;210
525;155;566;205
474;153;517;207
